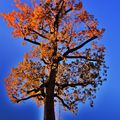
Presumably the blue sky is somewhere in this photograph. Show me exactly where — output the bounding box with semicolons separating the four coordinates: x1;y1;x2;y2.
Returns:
0;0;120;120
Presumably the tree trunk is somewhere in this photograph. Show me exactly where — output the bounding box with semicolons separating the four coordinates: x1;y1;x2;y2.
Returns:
44;85;55;120
44;61;58;120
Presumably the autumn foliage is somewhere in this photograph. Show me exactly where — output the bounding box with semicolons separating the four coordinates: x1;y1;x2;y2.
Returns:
1;0;107;119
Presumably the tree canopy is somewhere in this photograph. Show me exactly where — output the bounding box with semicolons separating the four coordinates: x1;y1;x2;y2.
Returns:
1;0;107;115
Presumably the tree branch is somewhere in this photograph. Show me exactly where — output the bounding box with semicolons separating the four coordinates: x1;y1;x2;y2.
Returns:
66;55;102;62
15;93;43;103
63;36;98;57
27;88;39;94
27;82;47;95
24;38;40;45
41;58;50;65
64;8;73;14
54;1;64;31
54;94;70;110
29;29;48;39
56;81;94;89
39;27;49;33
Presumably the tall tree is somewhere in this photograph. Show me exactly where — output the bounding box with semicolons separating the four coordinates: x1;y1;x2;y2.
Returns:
1;0;107;120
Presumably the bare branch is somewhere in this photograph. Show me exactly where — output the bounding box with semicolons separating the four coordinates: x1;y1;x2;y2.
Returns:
41;58;50;65
64;8;73;14
27;88;39;94
27;83;47;94
54;94;70;110
29;29;48;39
24;38;40;45
39;27;49;33
63;36;98;57
15;93;43;103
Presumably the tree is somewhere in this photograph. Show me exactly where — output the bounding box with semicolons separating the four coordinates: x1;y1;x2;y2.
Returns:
1;0;107;120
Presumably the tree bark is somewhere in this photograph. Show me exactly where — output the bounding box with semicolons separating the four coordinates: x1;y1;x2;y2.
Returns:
44;84;55;120
44;60;58;120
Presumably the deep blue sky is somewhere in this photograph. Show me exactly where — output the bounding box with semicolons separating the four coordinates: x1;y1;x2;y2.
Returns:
0;0;120;120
